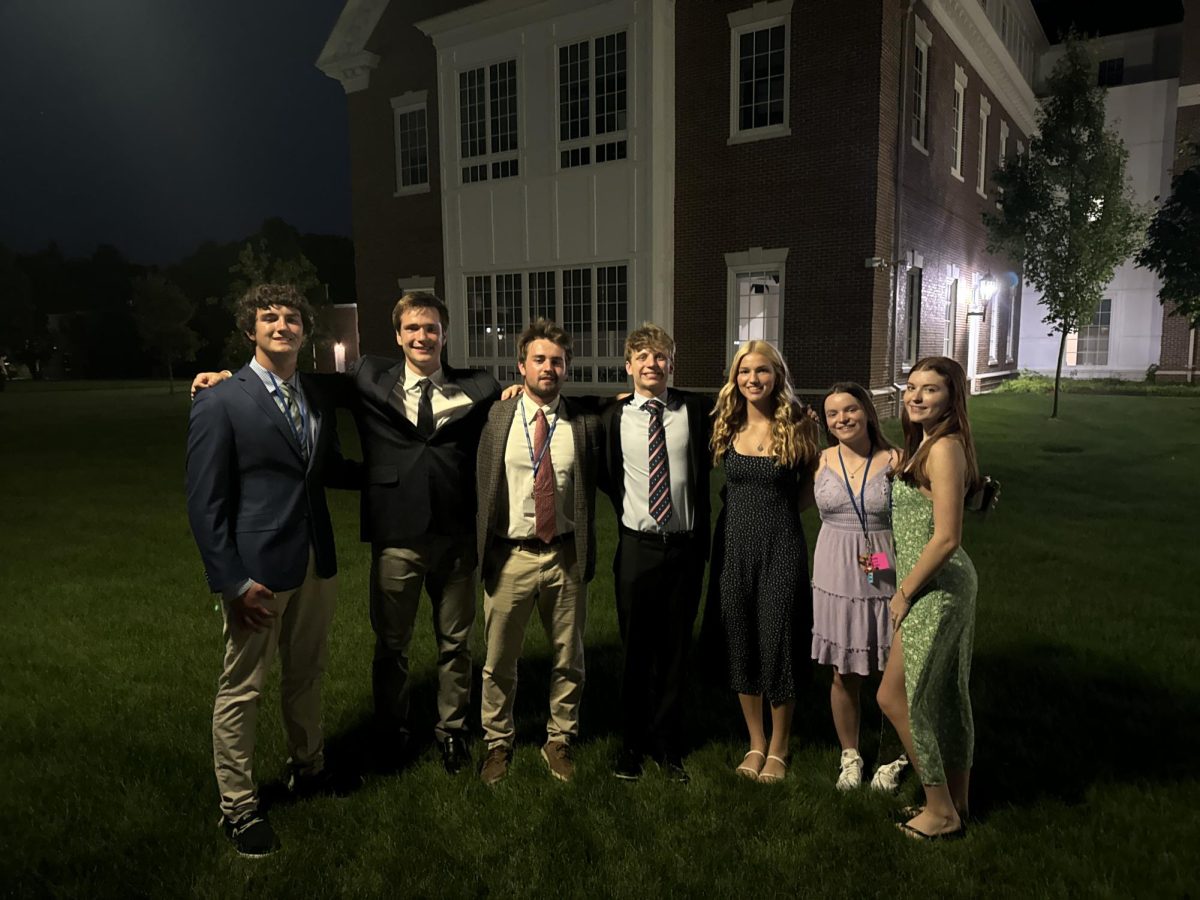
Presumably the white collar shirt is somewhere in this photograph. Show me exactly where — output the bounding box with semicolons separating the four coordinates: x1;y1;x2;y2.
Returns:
396;365;475;431
500;393;576;539
619;389;693;532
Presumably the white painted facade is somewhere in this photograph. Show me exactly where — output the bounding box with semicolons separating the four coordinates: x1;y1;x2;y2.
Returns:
1019;75;1178;379
417;0;674;385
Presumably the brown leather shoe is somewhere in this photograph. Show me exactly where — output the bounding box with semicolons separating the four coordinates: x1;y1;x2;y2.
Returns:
480;745;512;785
541;740;574;782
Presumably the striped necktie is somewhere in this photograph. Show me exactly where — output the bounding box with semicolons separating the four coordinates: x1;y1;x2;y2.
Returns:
647;399;672;528
278;380;309;459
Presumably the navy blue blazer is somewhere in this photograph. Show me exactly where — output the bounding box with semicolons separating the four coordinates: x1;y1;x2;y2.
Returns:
185;365;360;595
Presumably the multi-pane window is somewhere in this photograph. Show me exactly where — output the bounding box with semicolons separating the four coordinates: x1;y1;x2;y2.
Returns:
1098;57;1124;87
737;25;786;132
951;67;966;179
1066;299;1112;366
392;94;429;194
988;291;1002;364
465;265;629;384
912;35;929;149
732;270;782;348
977;96;990;197
459;60;519;184
905;267;923;366
558;32;627;169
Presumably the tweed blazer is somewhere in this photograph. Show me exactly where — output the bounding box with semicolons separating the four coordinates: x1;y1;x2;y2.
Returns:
476;395;602;583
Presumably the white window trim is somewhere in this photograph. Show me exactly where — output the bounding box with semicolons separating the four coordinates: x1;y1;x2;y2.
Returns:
951;64;967;182
1006;283;1017;362
976;95;991;198
397;275;436;293
912;15;932;153
391;91;430;197
725;246;789;361
988;292;1001;365
727;0;793;146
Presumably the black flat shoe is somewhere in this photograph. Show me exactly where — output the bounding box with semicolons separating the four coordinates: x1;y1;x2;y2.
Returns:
441;733;472;775
896;821;967;842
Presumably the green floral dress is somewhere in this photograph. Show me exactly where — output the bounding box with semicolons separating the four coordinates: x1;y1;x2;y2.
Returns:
892;478;977;784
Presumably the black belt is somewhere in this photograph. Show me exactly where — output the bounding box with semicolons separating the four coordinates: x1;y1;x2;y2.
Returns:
495;532;574;553
619;524;696;546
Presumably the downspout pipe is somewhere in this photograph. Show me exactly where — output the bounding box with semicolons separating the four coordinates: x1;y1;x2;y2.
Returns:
889;0;915;413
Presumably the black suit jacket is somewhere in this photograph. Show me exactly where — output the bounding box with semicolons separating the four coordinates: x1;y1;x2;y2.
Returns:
600;389;714;557
185;366;359;594
327;356;501;546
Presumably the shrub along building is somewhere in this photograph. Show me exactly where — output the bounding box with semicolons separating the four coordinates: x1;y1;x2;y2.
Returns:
318;0;1040;399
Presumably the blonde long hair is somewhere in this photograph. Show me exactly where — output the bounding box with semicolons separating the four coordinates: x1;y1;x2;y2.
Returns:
711;340;820;470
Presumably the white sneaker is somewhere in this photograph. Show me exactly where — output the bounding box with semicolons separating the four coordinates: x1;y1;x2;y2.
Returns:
836;749;864;791
869;754;909;793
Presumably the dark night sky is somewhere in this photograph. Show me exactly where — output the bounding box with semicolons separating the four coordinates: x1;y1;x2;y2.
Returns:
0;0;349;265
0;1;1186;267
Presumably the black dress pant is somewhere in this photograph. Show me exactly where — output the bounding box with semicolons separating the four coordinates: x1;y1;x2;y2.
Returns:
614;528;706;758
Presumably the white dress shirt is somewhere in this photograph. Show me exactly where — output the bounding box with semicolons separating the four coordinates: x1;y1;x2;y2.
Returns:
619;389;693;533
499;393;576;539
396;365;475;431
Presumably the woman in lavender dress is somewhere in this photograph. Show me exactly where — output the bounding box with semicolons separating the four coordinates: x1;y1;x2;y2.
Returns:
811;383;908;791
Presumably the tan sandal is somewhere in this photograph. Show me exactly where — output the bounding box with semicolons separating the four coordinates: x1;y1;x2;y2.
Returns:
757;754;789;784
735;749;766;780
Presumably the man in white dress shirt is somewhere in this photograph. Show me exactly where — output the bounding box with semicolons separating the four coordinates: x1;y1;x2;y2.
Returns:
473;319;602;785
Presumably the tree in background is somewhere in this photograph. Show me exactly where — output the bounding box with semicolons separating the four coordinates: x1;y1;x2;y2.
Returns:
1136;140;1200;327
130;274;199;394
984;36;1145;417
0;243;42;382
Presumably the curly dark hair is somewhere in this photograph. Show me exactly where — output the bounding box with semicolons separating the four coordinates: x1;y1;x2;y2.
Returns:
235;283;315;344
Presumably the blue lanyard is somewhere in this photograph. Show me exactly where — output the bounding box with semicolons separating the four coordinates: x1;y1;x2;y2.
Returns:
837;446;872;537
520;399;558;480
265;370;309;450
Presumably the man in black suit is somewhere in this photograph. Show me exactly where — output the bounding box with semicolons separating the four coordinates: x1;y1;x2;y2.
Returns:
186;284;359;857
340;292;500;772
193;291;499;774
602;323;712;783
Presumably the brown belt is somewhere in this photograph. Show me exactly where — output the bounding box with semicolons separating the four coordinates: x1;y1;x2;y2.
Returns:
494;532;574;553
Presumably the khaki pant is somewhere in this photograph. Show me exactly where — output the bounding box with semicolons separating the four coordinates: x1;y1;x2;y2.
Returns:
370;536;477;740
481;541;587;749
212;550;337;819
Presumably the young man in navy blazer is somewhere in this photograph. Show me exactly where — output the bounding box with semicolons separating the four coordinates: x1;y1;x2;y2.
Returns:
186;284;359;857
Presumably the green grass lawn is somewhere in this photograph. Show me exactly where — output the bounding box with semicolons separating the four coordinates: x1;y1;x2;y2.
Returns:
1;383;1198;897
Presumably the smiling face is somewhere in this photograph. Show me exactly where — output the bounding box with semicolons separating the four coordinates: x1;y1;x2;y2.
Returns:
626;346;673;397
396;306;445;375
735;352;776;405
824;391;870;448
519;337;569;402
249;304;304;364
904;368;952;429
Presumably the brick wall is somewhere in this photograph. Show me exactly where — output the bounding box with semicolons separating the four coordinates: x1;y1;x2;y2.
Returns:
895;1;1027;388
673;0;892;393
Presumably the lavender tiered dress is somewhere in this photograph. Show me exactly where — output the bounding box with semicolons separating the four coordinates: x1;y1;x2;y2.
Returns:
810;464;895;676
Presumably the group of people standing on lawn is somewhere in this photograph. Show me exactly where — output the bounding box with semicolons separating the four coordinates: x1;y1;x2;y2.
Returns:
186;284;983;858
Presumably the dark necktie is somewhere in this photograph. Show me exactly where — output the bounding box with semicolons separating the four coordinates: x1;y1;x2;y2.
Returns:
647;399;672;528
416;378;435;438
533;409;556;543
279;380;309;460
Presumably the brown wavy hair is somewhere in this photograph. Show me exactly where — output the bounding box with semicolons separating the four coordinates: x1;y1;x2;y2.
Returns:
236;283;314;344
898;356;981;492
821;381;896;452
710;340;819;470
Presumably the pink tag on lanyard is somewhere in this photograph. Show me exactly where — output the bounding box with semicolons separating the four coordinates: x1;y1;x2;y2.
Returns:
869;552;890;571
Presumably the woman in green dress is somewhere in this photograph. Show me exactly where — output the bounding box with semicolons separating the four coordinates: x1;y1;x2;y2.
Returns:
877;356;980;841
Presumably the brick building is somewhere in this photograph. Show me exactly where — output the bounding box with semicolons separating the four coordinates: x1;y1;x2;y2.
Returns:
317;0;1040;399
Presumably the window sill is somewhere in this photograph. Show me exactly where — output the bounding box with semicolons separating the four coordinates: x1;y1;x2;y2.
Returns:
976;188;988;200
911;138;929;156
728;124;792;146
950;169;965;183
394;185;431;197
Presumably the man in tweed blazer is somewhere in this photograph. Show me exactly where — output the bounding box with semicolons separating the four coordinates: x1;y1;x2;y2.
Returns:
474;319;602;785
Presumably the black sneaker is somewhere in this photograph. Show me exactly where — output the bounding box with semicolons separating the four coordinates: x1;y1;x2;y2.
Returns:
287;765;363;799
613;748;644;781
221;810;280;857
651;753;691;785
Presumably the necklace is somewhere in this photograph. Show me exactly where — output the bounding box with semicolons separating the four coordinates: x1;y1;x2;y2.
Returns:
741;421;770;454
